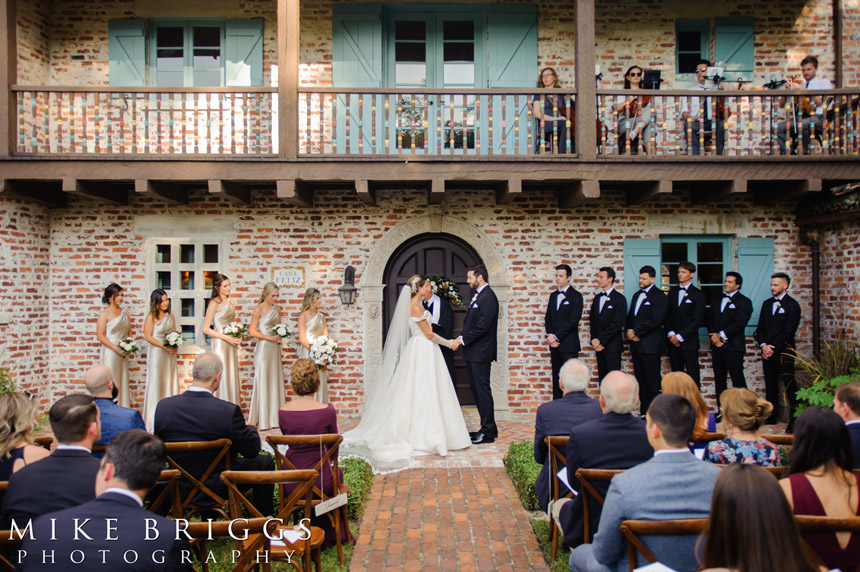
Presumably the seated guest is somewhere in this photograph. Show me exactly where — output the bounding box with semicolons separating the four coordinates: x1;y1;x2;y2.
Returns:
681;59;730;155
569;393;721;572
661;371;715;455
832;381;860;467
613;66;653;155
699;464;821;572
18;430;192;571
0;392;50;480
2;394;101;527
155;353;275;516
85;364;145;458
555;371;652;549
704;388;780;467
534;359;602;513
780;406;860;572
279;358;354;550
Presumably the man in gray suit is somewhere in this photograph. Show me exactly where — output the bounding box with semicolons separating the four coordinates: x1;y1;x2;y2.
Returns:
569;393;721;572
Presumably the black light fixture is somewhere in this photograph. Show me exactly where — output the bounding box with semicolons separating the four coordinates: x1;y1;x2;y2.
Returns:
338;265;358;306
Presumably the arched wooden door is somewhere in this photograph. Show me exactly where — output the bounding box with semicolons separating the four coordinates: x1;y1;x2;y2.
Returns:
383;233;482;404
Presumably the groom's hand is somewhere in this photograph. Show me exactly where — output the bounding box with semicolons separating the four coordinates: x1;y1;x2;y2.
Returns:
450;339;461;351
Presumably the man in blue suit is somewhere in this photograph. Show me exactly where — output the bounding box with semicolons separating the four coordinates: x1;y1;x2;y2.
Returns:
19;430;192;571
626;265;668;415
85;365;145;457
545;264;584;400
833;382;860;468
570;393;720;572
533;359;602;512
456;265;500;445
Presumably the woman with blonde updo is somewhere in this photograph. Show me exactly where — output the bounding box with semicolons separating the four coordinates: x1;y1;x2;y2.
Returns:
202;274;241;404
704;388;780;466
297;287;330;404
248;282;285;430
0;393;49;484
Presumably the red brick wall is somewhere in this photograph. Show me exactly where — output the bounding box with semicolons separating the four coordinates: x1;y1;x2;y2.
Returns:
17;0;50;85
819;219;860;338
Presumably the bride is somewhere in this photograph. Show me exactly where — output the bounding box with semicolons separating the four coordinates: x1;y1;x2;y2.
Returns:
341;274;471;472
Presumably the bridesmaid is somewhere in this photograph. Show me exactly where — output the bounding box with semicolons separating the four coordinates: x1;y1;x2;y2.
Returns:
202;274;241;405
142;289;180;430
297;287;330;404
96;283;131;407
248;282;286;430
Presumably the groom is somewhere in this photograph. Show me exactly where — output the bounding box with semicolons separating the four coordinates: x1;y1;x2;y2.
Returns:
455;265;500;445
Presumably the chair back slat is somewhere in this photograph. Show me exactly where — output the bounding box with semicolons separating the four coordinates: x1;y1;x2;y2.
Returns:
690;432;726;444
164;438;232;514
619;518;709;572
575;468;625;543
33;436;53;450
185;517;279;572
762;434;794;446
147;469;183;518
267;434;343;505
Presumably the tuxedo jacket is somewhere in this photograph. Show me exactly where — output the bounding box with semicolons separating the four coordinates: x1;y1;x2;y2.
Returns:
589;290;627;353
427;295;453;339
1;449;101;528
708;291;753;352
626;286;668;354
94;397;146;453
19;492;192;571
154;390;263;501
559;412;653;548
753;294;801;353
663;285;706;350
545;286;583;354
462;286;499;363
533;392;602;511
848;424;860;470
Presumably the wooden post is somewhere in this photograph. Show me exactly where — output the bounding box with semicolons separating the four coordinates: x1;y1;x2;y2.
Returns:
834;0;842;87
0;0;17;157
278;0;299;158
574;0;596;160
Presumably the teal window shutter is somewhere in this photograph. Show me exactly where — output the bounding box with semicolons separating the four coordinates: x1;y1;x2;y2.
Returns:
109;19;146;87
737;237;774;335
623;238;661;301
488;5;537;89
332;4;383;88
715;18;754;83
225;19;263;87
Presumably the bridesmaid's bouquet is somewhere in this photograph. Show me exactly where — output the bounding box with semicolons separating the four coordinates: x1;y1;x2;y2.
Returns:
223;322;247;338
309;336;339;367
163;331;182;350
272;323;292;339
117;337;139;356
427;275;465;308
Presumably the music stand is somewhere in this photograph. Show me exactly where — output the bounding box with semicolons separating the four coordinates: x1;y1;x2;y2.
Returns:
642;70;662;90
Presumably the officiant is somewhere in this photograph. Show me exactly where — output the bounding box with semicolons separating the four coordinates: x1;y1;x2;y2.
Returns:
424;289;456;385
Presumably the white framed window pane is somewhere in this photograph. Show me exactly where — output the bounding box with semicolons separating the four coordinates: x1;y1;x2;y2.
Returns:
395;63;426;87
443;63;474;85
156;70;184;87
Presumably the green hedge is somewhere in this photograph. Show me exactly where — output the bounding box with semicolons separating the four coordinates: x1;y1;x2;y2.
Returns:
503;439;541;512
341;457;374;522
531;519;573;572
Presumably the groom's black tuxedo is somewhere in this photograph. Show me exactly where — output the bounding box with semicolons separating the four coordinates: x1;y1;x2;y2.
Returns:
462;285;499;438
426;294;455;384
545;286;583;399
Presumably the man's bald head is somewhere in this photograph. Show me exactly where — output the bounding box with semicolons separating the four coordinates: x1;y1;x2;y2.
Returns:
600;371;639;414
84;365;114;397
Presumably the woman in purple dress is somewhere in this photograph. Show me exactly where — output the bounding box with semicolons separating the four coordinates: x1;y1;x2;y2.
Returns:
278;358;353;550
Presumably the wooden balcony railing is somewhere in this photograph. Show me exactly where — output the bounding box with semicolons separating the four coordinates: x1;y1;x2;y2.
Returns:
13;86;278;156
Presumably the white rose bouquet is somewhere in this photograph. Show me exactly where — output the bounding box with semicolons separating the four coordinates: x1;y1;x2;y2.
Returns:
309;335;339;367
272;323;291;339
223;322;247;338
118;337;139;356
163;331;182;350
427;275;465;307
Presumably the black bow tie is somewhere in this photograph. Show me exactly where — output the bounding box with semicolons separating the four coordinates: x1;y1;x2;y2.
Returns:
723;293;732;298
680;287;688;292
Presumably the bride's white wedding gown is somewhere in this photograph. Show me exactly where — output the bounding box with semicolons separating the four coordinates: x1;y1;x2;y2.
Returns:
341;309;471;473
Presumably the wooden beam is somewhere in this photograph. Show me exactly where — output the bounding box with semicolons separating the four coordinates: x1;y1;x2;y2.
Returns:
207;180;251;205
278;0;299;158
753;179;822;205
574;0;597;160
1;179;67;208
626;180;672;205
276;179;312;207
63;178;129;205
134;180;189;205
0;0;17;156
834;0;843;88
496;178;522;205
429;179;445;205
558;179;600;208
355;179;374;205
686;180;747;205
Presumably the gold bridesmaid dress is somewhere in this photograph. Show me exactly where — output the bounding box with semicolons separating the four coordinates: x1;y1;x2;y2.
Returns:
298;313;329;404
249;307;285;430
100;309;131;407
212;302;241;405
143;314;179;431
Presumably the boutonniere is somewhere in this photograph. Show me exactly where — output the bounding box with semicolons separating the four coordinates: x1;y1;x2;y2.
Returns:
680;289;688;300
471;293;478;303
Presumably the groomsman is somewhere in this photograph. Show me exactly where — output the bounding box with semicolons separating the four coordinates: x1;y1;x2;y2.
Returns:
708;271;753;415
589;267;627;382
664;262;706;386
626;265;668;415
425;287;456;384
545;264;584;400
754;272;801;430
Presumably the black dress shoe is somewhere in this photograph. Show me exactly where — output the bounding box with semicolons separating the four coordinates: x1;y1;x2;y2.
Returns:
471;432;495;445
469;431;481;440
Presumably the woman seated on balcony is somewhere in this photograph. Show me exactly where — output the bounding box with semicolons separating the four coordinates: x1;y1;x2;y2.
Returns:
532;67;570;154
613;65;653;155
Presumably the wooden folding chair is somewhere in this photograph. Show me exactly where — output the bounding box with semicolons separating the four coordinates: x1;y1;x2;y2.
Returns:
164;438;233;519
91;444;107;456
794;515;860;571
544;435;570;561
146;469;184;518
762;434;794;446
221;469;325;572
186;517;280;572
713;463;785;478
0;528;24;572
619;518;709;572
575;468;625;543
33;436;52;450
691;432;726;446
266;434;350;564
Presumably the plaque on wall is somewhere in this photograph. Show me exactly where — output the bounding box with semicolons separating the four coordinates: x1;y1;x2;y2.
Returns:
271;266;306;289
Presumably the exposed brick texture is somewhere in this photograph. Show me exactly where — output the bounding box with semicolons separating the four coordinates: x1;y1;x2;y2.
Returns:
819;220;860;338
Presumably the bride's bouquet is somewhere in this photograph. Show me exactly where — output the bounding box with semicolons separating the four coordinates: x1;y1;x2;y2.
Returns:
427;275;465;307
309;335;339;367
272;323;292;339
163;331;182;350
223;322;247;338
118;337;139;356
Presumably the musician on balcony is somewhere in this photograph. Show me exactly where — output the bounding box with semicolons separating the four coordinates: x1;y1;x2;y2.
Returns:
681;59;731;156
776;55;832;155
533;67;571;154
613;66;653;155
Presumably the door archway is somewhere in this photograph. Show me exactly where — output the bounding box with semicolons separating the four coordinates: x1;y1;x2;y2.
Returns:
383;233;482;403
